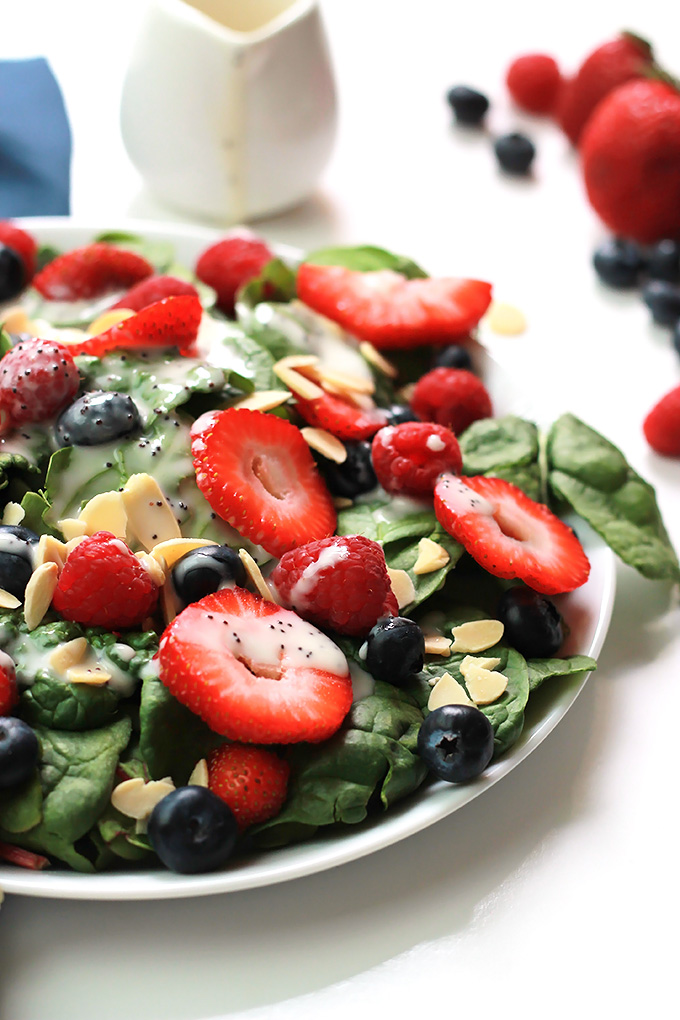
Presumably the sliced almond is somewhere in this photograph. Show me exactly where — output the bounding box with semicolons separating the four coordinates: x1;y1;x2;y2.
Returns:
317;367;375;396
359;341;399;379
0;588;21;610
460;655;502;674
428;671;475;711
1;502;25;527
160;582;178;627
413;537;450;575
34;534;67;571
333;496;353;509
57;518;89;541
150;537;218;570
273;354;320;371
136;551;167;587
23;562;59;631
397;383;416;403
273;363;324;401
111;777;176;820
301;427;347;464
78;490;128;540
485;301;527;336
64;535;87;554
387;567;416;610
188;759;209;787
231;389;292;412
1;306;34;335
450;619;504;654
121;473;181;551
49;638;89;675
461;663;508;705
239;548;277;602
424;634;453;656
65;663;112;686
87;308;135;336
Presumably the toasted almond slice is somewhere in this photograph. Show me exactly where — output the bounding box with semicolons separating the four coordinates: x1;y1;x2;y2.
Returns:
87;308;135;335
160;581;179;626
424;634;453;656
239;548;277;603
485;301;527;336
450;619;504;654
150;537;218;570
232;389;292;412
428;671;475;711
58;518;89;542
459;655;502;675
397;383;416;403
78;490;128;539
64;535;87;554
387;568;416;610
333;496;353;509
23;562;59;631
1;306;34;335
318;367;375;396
413;537;450;575
65;663;112;686
111;777;176;820
0;588;21;610
49;637;89;675
300;427;347;464
462;663;508;705
121;473;181;551
34;535;67;571
273;354;320;371
359;341;399;379
273;363;324;401
1;502;25;527
136;551;167;587
188;759;209;788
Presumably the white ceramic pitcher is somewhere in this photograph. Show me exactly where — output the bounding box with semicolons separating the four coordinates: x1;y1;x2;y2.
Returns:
120;0;337;223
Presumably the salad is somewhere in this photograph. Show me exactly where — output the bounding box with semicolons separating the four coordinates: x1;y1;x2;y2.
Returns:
0;222;677;879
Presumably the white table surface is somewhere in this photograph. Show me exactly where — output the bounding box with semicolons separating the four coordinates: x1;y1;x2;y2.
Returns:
2;1;679;1017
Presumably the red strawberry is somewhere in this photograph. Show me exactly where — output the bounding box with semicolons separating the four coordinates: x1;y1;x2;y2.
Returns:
207;743;290;830
52;531;160;628
0;655;18;716
557;33;653;145
66;295;203;357
158;586;353;744
643;383;680;457
434;474;590;595
0;338;80;427
0;221;38;280
506;53;563;115
32;242;154;301
410;367;492;434
371;421;462;496
296;263;493;349
110;275;199;311
195;234;273;315
270;534;396;637
191;407;336;559
580;78;680;244
292;386;389;442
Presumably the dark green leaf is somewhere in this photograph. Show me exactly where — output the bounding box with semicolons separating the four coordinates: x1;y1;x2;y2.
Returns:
459;414;542;499
139;673;222;784
0;772;43;834
303;245;428;279
527;654;597;692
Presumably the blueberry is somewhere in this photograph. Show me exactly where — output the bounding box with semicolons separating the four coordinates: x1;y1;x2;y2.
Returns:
55;390;142;447
0;524;39;600
147;786;239;874
493;132;535;175
646;239;680;284
497;586;563;658
317;440;376;499
364;616;425;686
432;344;474;371
0;717;40;790
642;280;680;326
384;404;420;426
446;85;489;126
673;319;680;359
0;244;26;302
417;704;494;783
172;544;246;607
593;238;646;289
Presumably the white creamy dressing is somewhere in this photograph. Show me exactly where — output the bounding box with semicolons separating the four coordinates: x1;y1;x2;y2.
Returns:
282;543;349;607
436;474;496;516
368;492;433;525
426;433;446;452
348;660;374;702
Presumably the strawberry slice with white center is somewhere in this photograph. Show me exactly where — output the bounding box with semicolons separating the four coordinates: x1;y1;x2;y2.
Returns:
434;474;590;595
296;264;493;349
158;586;353;744
191;407;336;558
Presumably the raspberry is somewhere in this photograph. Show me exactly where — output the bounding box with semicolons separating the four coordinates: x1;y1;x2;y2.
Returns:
506;54;563;115
195;234;273;315
0;222;38;281
270;535;396;637
52;532;160;628
110;275;200;311
0;338;80;428
410;367;493;434
371;422;462;496
643;384;680;457
207;743;290;830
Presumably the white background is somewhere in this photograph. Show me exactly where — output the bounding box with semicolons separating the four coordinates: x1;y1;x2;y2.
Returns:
1;1;680;1018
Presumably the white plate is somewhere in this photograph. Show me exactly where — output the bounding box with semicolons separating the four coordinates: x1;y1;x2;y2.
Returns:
0;218;616;900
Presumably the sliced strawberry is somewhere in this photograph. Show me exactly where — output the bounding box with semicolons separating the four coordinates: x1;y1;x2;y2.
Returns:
158;586;353;744
32;242;154;300
191;407;336;558
434;473;590;595
66;295;202;357
293;388;389;441
110;274;200;311
0;655;18;715
296;263;493;349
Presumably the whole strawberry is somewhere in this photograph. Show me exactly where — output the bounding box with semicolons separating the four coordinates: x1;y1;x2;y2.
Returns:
580;78;680;244
52;531;160;628
0;338;80;428
195;234;273;315
557;32;653;145
207;743;290;830
643;384;680;457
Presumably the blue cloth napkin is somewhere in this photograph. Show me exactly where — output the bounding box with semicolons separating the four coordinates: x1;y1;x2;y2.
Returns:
0;57;71;216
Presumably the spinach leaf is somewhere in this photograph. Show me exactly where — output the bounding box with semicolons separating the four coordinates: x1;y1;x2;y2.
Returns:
251;681;427;849
547;414;680;581
526;654;597;692
21;678;121;731
93;231;175;272
236;257;297;310
304;245;428;279
384;529;463;612
208;327;281;390
459;414;542;500
0;328;12;357
336;494;440;545
19;491;61;538
0;772;43;834
139;673;222;785
0;424;52;491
